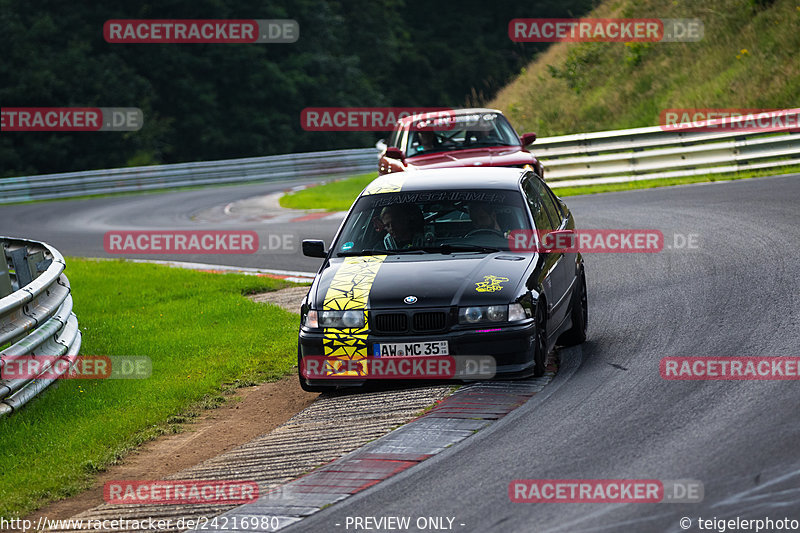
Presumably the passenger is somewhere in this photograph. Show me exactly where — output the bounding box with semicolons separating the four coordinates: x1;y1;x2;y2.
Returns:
380;204;425;249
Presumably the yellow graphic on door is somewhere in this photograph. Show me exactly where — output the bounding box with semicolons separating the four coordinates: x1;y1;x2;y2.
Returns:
322;255;386;376
475;275;510;293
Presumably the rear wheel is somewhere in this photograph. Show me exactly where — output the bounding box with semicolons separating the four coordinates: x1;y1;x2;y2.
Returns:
558;269;587;346
532;303;548;377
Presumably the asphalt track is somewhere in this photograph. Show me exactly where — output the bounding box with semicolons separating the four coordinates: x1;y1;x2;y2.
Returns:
0;180;335;273
3;173;800;532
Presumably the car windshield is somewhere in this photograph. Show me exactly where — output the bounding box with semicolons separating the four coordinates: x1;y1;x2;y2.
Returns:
405;112;520;157
333;189;532;256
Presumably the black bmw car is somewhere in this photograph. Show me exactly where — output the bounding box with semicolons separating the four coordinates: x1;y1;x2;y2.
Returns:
298;167;587;391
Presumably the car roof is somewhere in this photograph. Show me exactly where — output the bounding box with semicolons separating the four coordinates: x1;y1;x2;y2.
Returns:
397;108;504;126
361;167;529;195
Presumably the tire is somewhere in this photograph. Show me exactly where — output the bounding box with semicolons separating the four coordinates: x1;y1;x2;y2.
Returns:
558;269;587;347
298;348;329;393
532;302;548;377
299;376;329;393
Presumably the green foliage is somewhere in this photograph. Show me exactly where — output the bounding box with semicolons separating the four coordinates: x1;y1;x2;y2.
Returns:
546;43;604;94
0;0;595;178
492;0;800;137
624;42;651;67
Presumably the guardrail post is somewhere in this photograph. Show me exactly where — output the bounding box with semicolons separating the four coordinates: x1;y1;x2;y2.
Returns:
28;250;51;278
0;245;12;298
7;246;33;289
4;246;51;292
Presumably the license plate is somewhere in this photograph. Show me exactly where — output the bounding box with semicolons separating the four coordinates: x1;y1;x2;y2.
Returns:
373;341;449;357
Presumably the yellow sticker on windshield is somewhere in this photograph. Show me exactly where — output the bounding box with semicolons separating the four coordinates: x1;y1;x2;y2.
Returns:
362;175;405;195
475;275;510;293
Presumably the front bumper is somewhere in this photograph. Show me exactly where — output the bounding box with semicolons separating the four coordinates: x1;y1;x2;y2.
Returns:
298;320;537;388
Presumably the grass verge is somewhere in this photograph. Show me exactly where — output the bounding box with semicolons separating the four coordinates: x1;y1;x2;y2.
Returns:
279;172;377;211
0;259;299;519
272;165;799;211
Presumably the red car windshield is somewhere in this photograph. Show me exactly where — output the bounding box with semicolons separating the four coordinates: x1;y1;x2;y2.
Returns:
405;112;520;157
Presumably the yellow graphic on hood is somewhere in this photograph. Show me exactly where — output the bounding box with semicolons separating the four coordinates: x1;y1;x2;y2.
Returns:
475;275;510;293
322;255;386;376
362;175;405;195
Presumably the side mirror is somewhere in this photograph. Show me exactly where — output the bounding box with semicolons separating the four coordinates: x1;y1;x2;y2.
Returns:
520;132;537;146
384;147;405;161
302;239;327;258
375;138;387;152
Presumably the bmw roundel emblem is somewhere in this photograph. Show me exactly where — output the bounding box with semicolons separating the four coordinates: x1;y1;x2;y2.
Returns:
404;296;418;304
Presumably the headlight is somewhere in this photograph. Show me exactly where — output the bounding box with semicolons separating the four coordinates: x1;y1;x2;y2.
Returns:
508;303;526;322
463;307;484;323
486;305;507;321
341;310;363;328
313;309;365;329
459;304;528;325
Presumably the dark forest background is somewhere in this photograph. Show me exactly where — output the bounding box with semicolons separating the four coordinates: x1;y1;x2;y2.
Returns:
0;0;594;178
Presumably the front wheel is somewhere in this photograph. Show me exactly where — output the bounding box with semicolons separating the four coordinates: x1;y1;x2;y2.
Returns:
298;348;329;393
532;303;548;377
558;269;587;346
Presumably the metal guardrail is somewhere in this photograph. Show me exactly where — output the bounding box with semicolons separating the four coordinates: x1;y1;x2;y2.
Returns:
0;237;80;418
534;109;800;186
0;148;376;204
1;111;798;203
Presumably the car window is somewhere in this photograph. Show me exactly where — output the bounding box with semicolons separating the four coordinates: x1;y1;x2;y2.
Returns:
405;112;519;157
523;179;555;231
388;124;402;148
493;115;522;144
332;189;531;254
532;178;564;229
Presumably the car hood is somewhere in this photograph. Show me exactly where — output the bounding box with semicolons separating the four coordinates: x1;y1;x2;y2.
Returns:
311;253;535;310
406;146;535;170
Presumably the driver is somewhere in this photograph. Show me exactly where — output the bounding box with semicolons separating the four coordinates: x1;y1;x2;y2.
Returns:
416;130;441;152
468;202;502;232
380;204;425;250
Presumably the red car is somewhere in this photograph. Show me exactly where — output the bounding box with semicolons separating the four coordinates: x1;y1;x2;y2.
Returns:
378;108;543;178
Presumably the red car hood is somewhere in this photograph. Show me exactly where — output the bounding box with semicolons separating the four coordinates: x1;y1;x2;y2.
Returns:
405;146;535;169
